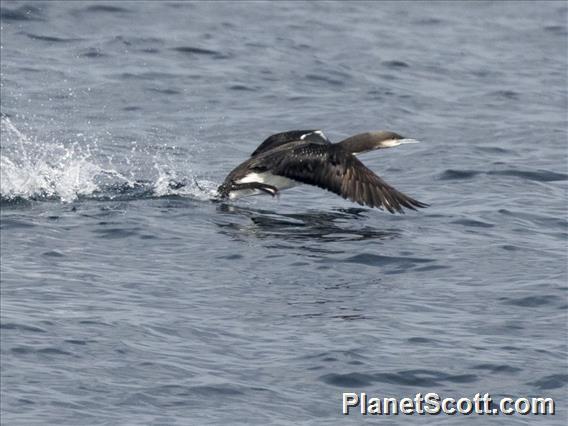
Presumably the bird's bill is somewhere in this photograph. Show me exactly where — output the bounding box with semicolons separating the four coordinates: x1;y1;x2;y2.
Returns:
378;138;420;148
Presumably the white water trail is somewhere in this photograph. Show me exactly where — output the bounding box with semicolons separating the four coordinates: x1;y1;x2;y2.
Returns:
1;117;128;202
0;116;215;202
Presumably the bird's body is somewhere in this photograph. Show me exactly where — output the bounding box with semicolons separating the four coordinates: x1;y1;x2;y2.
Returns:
218;130;428;214
228;171;299;199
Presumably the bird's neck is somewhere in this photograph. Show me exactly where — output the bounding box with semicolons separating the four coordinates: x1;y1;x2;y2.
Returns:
335;134;384;155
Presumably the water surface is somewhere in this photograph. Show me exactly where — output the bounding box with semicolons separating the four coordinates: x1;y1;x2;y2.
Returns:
1;1;567;424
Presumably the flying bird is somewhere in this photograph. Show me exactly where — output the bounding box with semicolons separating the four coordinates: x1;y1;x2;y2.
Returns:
218;130;428;213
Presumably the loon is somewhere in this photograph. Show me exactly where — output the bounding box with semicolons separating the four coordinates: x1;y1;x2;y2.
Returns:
218;130;428;213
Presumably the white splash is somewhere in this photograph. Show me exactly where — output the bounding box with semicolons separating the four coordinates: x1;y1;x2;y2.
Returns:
0;116;215;203
152;161;218;200
1;117;126;202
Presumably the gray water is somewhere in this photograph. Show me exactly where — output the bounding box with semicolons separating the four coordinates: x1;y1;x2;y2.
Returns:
1;1;567;425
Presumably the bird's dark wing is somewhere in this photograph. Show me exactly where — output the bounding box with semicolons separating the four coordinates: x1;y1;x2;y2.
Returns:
259;144;428;213
251;130;330;157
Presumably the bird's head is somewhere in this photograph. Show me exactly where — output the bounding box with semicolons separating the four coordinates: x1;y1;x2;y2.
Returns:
338;131;419;155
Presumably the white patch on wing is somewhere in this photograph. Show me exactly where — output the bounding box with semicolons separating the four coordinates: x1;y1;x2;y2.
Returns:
314;130;327;140
300;130;329;142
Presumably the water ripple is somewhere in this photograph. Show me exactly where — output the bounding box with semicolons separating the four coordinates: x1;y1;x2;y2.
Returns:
451;218;495;228
82;5;131;14
321;369;478;388
501;295;557;308
488;169;568;182
440;168;567;182
439;169;481;180
382;60;410;68
1;4;44;21
339;253;434;267
529;374;568;390
172;46;230;59
0;323;47;333
24;33;83;43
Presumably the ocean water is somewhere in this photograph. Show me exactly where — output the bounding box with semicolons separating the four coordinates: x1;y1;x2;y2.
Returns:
1;1;567;424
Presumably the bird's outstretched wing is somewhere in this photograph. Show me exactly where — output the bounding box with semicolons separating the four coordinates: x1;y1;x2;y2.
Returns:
251;130;330;157
256;144;428;213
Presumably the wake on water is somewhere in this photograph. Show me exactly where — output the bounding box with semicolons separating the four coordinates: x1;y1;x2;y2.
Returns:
0;116;218;204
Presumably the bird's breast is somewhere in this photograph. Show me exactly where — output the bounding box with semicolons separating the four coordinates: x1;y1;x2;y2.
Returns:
229;171;299;199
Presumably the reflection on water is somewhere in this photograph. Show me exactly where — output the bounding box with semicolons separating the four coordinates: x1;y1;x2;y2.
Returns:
214;203;401;243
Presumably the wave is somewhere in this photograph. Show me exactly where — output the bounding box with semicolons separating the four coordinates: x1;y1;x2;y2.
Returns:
0;116;218;204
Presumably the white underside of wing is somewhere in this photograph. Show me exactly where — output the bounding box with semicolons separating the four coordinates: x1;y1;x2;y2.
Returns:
229;172;300;199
